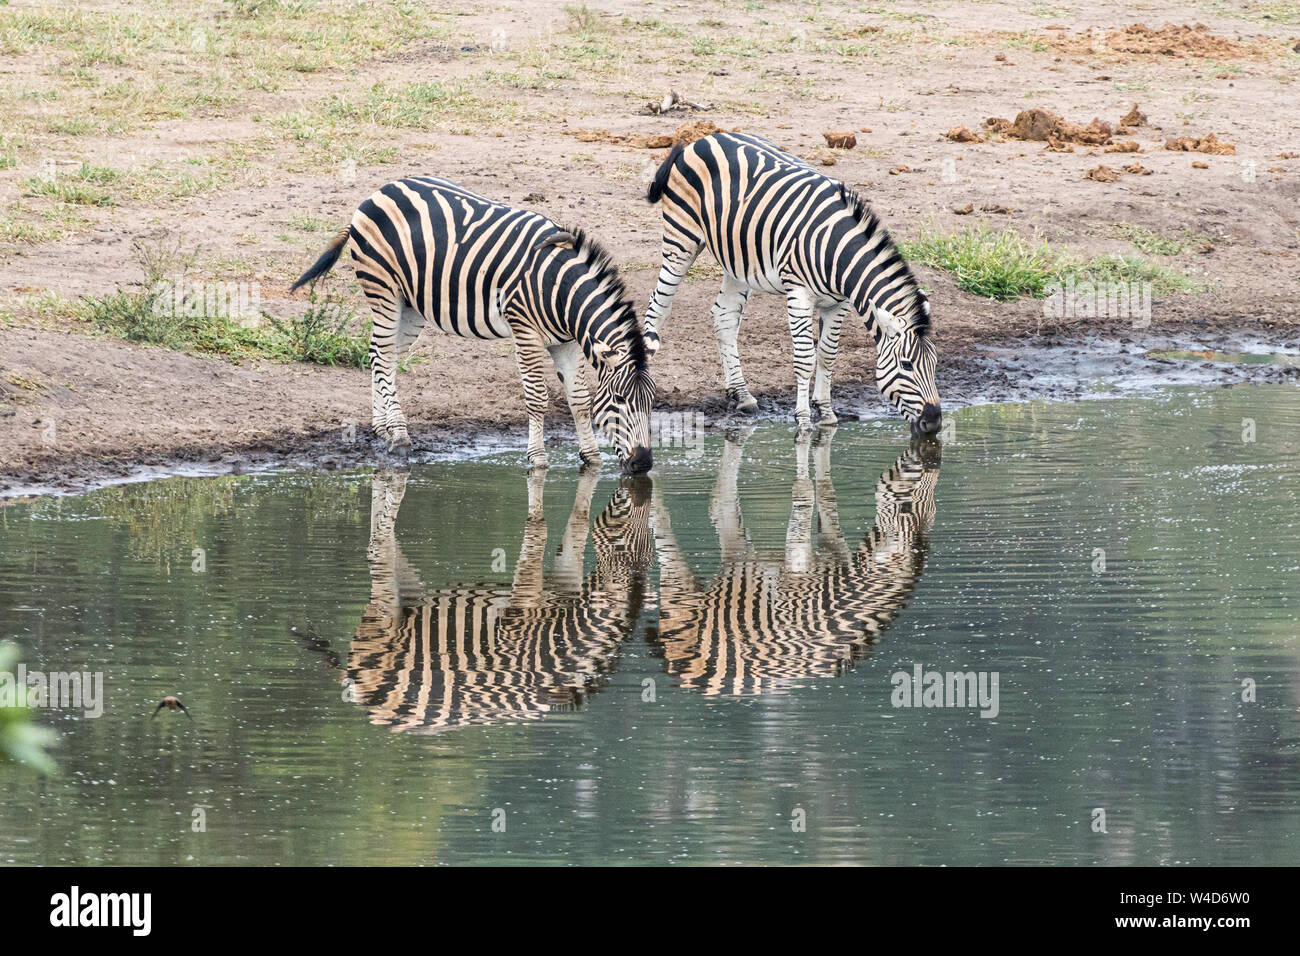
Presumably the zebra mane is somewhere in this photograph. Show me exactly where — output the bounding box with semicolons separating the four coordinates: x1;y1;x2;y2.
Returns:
838;184;930;336
541;226;648;372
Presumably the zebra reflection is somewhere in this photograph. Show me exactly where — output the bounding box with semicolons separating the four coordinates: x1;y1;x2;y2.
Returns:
349;469;653;732
650;429;939;696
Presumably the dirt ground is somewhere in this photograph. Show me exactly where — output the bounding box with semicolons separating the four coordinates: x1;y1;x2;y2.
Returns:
2;0;1299;495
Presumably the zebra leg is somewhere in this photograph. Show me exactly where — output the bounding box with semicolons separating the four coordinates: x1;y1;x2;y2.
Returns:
643;237;702;359
811;429;852;564
360;280;404;446
552;468;598;595
511;470;548;604
785;433;814;573
709;426;752;561
712;276;756;413
512;327;551;471
362;281;427;449
548;339;600;469
785;286;817;432
813;300;850;426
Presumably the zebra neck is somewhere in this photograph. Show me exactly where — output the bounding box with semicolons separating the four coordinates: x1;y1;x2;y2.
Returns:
849;272;919;328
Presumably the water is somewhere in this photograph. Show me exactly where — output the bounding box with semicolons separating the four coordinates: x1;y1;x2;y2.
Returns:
1;384;1298;865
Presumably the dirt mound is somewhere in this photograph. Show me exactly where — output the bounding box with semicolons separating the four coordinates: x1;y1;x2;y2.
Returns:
571;120;727;150
1053;22;1272;59
1105;23;1258;58
983;109;1113;149
1165;133;1236;155
1120;103;1148;128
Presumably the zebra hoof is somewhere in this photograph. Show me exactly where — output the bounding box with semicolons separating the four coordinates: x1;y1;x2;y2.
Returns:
734;397;758;415
578;452;601;472
528;456;550;473
387;432;411;451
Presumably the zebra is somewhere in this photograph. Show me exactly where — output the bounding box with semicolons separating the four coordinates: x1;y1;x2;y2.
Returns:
292;177;655;474
643;132;941;437
345;468;653;732
648;428;939;697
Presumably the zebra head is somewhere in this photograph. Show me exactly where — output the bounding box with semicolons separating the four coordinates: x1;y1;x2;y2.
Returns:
528;228;655;474
591;338;655;475
870;296;941;438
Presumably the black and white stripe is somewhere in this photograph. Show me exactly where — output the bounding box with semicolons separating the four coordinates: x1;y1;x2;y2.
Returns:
293;177;654;473
348;470;652;732
644;132;940;437
649;430;939;696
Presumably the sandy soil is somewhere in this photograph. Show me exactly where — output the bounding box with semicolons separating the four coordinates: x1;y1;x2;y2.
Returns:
2;0;1298;495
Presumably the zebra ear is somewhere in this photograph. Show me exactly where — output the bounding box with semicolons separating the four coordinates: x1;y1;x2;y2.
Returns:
539;231;576;250
872;305;904;339
591;340;625;367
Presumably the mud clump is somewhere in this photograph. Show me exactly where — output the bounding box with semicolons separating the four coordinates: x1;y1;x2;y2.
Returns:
823;131;857;149
1122;162;1153;175
1165;133;1236;155
984;109;1114;149
945;126;984;143
1085;165;1121;182
667;120;726;146
1105;23;1260;58
571;120;728;150
1053;23;1270;59
1119;103;1148;129
1105;141;1140;153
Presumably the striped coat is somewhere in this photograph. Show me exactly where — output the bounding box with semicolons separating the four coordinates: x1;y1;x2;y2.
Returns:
644;133;940;437
293;177;654;473
650;430;939;696
348;470;653;732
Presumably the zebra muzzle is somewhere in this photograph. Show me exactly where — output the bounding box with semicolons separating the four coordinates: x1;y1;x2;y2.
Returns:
622;445;654;475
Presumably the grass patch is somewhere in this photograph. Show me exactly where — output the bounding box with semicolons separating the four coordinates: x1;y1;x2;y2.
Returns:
24;164;121;207
902;225;1059;300
902;224;1197;300
79;240;371;366
266;297;370;367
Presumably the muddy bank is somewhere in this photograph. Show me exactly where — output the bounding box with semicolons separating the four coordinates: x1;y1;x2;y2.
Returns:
3;298;1297;499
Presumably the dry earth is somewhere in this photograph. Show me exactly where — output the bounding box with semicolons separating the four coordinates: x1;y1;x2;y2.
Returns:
1;0;1299;494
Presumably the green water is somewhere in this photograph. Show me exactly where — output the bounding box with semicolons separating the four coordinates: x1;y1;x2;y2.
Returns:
1;384;1298;865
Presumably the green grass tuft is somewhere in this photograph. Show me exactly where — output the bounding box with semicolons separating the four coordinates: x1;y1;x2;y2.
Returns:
902;224;1198;301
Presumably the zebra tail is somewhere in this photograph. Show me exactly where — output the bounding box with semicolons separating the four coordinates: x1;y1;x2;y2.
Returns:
290;226;351;291
646;144;683;204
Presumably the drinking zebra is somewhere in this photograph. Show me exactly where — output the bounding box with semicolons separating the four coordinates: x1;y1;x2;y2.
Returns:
346;469;653;732
644;132;941;437
293;177;654;473
649;429;939;696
